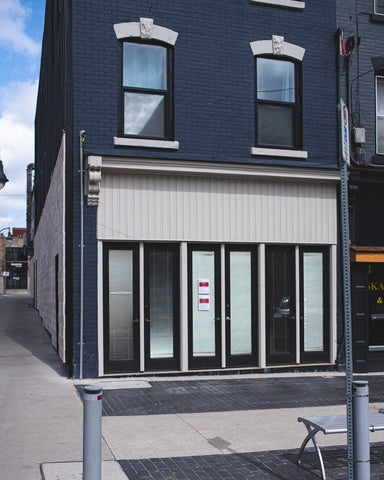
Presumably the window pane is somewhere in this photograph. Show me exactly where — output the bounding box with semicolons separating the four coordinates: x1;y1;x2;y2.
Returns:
267;249;294;355
192;251;216;357
258;104;293;147
376;77;384;116
303;252;324;352
375;0;384;14
124;92;165;137
230;252;252;355
108;250;134;361
149;249;174;359
257;58;295;103
377;118;384;154
123;43;167;89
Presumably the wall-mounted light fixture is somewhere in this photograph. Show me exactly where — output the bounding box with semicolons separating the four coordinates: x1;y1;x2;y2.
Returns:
0;227;12;241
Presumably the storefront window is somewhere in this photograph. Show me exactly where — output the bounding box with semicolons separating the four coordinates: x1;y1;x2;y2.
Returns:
368;263;384;349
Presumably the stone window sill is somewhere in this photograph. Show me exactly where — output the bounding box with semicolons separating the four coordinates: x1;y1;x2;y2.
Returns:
249;0;305;10
114;137;180;149
251;147;308;159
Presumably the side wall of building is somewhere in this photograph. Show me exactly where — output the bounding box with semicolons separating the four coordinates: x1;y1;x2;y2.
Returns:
31;135;66;360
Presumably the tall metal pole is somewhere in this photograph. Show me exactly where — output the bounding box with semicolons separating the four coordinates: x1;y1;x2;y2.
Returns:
79;130;86;379
339;97;354;479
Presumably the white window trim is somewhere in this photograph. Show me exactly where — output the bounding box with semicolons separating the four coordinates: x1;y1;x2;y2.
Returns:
250;37;305;61
250;0;305;10
114;137;179;149
251;147;308;159
114;19;178;45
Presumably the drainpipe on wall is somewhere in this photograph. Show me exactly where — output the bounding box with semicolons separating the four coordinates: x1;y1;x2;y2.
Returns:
79;130;86;379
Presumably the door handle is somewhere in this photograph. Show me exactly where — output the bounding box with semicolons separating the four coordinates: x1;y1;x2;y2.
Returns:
214;317;221;322
133;318;139;324
225;316;231;322
145;318;151;323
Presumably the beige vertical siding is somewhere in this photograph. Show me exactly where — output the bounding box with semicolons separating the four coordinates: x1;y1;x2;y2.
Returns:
98;172;337;245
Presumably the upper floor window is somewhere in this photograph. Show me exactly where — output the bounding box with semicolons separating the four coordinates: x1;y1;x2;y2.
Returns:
113;19;179;149
122;42;172;139
256;57;300;149
375;0;384;15
376;75;384;154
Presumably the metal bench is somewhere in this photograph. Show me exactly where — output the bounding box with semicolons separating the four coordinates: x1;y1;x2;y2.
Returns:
297;413;384;480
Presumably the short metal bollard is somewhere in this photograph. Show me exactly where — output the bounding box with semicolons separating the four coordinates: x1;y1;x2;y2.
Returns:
83;385;102;480
352;380;370;480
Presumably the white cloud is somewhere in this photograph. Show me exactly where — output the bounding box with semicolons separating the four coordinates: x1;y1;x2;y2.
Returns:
0;0;40;56
0;79;37;229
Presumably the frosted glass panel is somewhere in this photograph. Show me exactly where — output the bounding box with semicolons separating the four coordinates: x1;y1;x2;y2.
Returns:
303;252;324;352
149;249;174;358
192;251;216;356
230;252;252;355
109;250;134;361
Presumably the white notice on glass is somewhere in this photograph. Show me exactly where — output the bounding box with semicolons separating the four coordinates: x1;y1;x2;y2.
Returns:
198;279;210;295
198;295;210;311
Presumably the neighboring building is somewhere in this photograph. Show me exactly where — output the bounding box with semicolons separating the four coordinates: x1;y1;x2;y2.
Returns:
337;0;384;372
0;228;28;294
32;0;339;378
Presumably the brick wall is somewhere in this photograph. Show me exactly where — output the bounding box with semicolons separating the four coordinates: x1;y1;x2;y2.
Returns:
31;135;66;360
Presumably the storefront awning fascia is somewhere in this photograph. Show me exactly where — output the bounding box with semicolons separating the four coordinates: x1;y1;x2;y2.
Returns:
350;246;384;263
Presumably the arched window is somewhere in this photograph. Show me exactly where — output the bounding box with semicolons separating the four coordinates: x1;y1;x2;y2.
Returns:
114;19;178;146
250;36;306;156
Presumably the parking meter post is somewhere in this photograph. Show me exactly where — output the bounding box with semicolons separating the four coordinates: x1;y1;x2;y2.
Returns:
83;385;102;480
352;380;370;480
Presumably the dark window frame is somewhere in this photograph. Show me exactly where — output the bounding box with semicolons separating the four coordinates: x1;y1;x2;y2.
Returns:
119;39;174;141
255;56;302;150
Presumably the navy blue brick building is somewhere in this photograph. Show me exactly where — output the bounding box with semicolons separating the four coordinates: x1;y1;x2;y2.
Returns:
337;0;384;372
32;0;339;378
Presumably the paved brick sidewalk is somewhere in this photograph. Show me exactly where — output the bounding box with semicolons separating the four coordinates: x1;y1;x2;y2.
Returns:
76;375;384;479
77;375;384;416
119;443;384;480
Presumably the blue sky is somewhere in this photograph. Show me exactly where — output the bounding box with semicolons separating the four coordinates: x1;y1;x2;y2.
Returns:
0;0;45;231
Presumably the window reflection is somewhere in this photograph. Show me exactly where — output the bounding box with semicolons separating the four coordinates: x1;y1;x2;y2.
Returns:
124;93;164;136
123;43;167;89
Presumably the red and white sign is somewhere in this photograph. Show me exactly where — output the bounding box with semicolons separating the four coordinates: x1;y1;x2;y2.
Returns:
198;295;210;311
198;279;210;295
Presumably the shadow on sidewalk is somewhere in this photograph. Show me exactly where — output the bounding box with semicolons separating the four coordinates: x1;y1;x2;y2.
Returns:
1;296;69;378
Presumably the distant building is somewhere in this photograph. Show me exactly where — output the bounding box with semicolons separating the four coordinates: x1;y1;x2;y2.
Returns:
0;228;28;294
32;0;339;378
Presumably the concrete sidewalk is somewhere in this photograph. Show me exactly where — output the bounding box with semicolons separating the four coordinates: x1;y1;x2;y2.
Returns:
1;295;384;480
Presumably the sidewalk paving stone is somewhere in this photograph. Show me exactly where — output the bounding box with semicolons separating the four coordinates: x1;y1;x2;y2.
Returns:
77;375;384;417
119;442;384;480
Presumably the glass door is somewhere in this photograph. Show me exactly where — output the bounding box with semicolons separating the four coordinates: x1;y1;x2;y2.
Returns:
300;248;329;363
188;245;221;368
103;243;139;373
225;246;257;367
144;244;180;370
266;246;296;365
